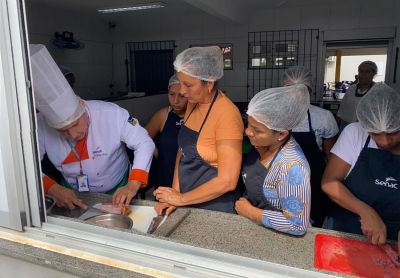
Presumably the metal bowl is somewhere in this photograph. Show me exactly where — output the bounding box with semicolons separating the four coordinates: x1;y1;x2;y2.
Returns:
45;195;56;214
85;213;133;229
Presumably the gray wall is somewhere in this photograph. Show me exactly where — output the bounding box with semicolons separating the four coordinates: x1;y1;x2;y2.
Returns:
111;0;400;102
26;2;113;100
26;0;400;101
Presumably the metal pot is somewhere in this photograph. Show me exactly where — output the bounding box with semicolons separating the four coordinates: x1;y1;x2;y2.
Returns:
85;213;133;229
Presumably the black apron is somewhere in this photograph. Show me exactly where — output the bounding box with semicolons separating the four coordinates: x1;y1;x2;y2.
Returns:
178;92;236;213
291;110;330;227
241;140;288;211
326;137;400;240
156;109;183;186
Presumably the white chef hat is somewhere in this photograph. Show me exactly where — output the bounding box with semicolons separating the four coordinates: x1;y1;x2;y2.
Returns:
29;44;85;129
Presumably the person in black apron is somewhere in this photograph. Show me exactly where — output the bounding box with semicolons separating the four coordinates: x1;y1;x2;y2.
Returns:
282;66;338;227
322;83;400;243
145;74;187;188
236;85;312;236
291;111;330;227
154;46;243;215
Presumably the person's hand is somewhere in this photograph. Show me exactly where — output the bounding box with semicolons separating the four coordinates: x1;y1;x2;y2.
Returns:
359;207;387;245
112;180;141;206
153;187;184;206
235;197;254;218
48;184;87;210
235;198;263;223
154;202;176;216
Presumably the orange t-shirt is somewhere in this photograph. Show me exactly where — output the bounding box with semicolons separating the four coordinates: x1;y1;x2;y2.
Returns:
183;92;244;167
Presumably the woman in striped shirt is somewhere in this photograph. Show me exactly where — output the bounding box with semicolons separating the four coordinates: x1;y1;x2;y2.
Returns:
236;85;311;236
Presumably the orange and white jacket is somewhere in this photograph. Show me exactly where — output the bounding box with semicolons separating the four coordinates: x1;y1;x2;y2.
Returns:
38;100;155;193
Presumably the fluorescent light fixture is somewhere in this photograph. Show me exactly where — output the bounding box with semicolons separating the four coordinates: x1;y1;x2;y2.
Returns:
98;2;165;13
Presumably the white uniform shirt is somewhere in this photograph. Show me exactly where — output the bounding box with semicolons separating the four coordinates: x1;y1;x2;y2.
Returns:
331;122;377;177
39;100;155;193
337;84;374;123
292;105;339;151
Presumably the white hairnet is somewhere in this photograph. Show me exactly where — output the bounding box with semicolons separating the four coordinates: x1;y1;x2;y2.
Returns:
359;60;378;75
29;44;85;129
282;66;313;91
173;46;223;81
247;85;310;131
356;83;400;133
168;74;180;88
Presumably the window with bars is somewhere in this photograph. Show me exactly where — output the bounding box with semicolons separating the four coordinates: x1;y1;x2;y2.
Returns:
249;41;298;68
189;43;233;70
247;29;320;101
126;40;175;95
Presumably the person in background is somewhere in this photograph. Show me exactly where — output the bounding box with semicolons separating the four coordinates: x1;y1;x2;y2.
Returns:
322;83;400;244
337;60;377;131
236;85;311;236
145;74;187;187
154;46;244;215
282;66;338;227
30;44;154;210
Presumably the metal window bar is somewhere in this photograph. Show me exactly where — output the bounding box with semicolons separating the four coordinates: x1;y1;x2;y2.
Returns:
247;29;319;101
126;40;175;94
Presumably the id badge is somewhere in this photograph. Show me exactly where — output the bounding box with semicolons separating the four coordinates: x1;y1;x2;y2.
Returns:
77;174;89;192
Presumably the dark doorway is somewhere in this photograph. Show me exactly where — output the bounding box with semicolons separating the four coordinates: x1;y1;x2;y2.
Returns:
127;40;175;96
131;49;174;95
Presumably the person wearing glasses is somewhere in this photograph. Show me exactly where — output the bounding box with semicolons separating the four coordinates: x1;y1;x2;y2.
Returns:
30;44;154;210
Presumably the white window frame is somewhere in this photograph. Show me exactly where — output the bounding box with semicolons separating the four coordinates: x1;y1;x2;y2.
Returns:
0;0;42;230
0;1;332;277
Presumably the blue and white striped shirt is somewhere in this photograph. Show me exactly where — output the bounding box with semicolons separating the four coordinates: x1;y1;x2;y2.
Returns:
261;137;311;235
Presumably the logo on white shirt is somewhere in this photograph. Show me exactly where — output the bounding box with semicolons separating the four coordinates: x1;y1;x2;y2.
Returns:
375;177;398;189
92;146;108;157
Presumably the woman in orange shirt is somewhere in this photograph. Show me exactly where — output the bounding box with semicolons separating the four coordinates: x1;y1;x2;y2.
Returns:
154;46;244;214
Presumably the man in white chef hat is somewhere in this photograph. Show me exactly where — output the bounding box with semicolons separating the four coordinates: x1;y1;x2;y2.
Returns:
30;44;155;210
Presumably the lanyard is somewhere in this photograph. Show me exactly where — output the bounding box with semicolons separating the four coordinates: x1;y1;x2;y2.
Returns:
67;136;87;175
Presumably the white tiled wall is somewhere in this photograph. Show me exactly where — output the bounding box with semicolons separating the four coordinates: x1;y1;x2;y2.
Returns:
26;3;113;99
111;1;400;102
27;1;400;101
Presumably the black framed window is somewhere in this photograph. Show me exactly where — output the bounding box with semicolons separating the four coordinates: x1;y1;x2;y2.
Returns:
126;40;175;95
247;29;320;101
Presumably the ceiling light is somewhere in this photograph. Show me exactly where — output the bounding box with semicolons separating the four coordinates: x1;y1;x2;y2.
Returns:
98;2;165;13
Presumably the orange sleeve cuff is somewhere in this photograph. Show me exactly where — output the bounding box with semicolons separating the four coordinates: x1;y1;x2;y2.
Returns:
128;169;149;188
43;176;56;194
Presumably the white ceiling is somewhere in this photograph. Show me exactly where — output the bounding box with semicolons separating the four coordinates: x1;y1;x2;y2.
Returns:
26;0;353;24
